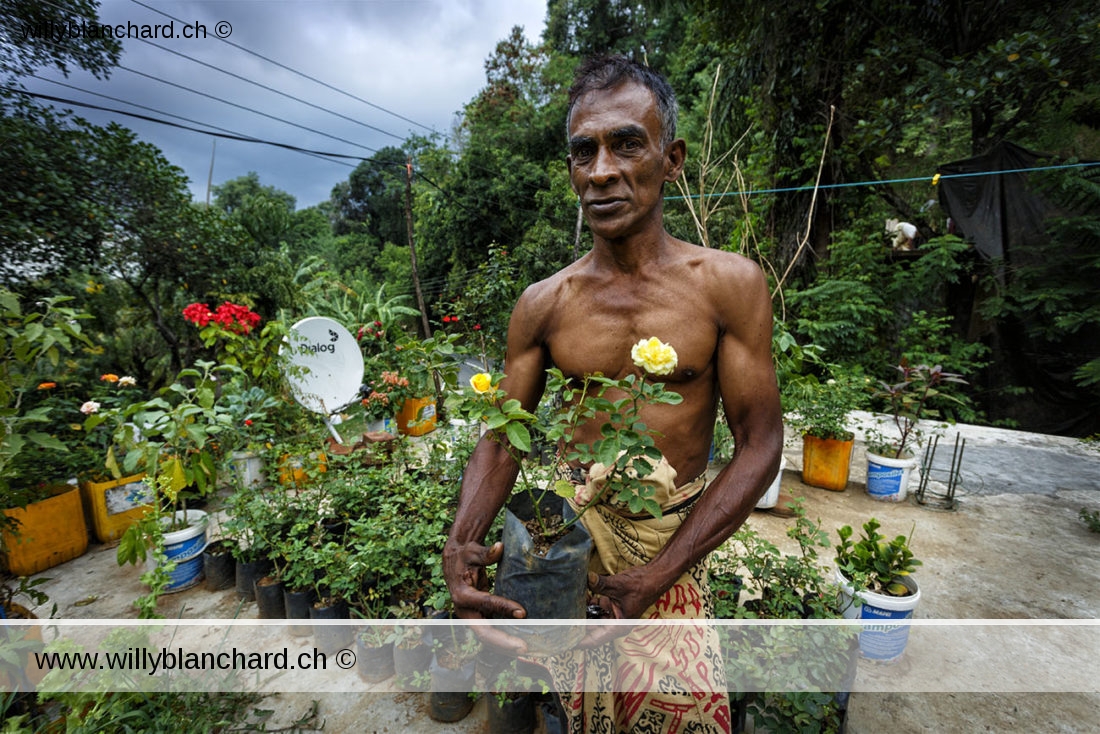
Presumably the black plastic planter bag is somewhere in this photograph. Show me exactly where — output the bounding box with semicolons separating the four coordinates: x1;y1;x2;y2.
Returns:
495;491;593;654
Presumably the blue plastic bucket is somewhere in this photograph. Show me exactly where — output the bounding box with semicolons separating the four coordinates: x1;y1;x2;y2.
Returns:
838;570;920;663
158;510;208;592
865;453;917;502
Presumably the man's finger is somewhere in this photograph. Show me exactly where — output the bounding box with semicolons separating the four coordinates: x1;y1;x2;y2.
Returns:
470;624;529;656
578;622;627;648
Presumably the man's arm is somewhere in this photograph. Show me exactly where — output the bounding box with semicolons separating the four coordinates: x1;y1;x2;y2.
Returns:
442;285;551;651
590;257;784;620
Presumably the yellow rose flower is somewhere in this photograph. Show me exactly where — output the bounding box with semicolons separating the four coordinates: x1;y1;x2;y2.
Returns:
470;372;494;394
631;337;678;376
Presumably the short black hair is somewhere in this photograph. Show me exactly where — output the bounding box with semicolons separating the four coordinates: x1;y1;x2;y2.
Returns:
566;54;678;147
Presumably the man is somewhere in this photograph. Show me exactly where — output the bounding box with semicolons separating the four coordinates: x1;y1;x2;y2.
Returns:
443;55;783;733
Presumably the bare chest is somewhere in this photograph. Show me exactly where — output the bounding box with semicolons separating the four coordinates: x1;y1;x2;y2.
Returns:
543;280;718;384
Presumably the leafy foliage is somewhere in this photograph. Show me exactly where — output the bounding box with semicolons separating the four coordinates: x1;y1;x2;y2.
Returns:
835;518;921;597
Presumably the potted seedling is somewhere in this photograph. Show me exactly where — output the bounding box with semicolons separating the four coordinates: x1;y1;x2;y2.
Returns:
834;518;922;662
785;366;868;492
864;360;966;501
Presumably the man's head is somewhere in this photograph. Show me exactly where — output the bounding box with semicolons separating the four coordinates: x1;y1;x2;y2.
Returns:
567;55;678;148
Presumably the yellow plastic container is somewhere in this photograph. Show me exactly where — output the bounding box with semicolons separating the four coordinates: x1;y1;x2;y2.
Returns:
801;434;855;491
277;451;328;486
2;484;88;576
396;396;438;437
79;473;152;543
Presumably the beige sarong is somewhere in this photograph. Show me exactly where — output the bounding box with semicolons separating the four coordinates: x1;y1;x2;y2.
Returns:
546;459;731;734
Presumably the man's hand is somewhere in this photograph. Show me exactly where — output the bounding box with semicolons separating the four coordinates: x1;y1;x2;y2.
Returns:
578;569;665;648
443;539;530;655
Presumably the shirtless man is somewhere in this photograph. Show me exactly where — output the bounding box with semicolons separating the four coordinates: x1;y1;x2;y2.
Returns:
443;55;783;733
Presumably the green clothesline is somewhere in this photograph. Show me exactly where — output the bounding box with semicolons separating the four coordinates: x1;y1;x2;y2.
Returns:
664;160;1100;201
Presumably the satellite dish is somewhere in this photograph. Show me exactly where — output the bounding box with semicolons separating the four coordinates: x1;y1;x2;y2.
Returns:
283;317;364;443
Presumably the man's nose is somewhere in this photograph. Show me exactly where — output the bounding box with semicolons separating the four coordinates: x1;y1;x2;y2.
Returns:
590;146;619;184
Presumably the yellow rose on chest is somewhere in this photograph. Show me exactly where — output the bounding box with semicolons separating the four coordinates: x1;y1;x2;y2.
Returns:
470;372;494;394
631;337;677;376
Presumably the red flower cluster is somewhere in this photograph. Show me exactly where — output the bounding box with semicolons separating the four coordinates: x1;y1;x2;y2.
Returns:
183;302;262;334
441;315;460;324
358;320;386;342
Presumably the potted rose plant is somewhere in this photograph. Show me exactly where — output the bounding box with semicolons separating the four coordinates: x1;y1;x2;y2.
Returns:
446;336;683;651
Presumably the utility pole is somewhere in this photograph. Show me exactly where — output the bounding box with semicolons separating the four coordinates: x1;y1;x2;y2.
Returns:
405;157;432;339
205;140;216;207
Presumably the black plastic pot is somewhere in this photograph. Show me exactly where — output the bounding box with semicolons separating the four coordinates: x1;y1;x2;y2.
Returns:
428;655;476;722
494;491;593;654
537;694;568;734
355;636;394;683
487;692;537;734
201;541;235;592
392;641;432;691
308;599;351;655
253;576;286;619
283;587;316;637
235;557;273;601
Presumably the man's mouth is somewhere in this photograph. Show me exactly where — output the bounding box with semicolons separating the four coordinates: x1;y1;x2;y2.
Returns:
586;198;626;213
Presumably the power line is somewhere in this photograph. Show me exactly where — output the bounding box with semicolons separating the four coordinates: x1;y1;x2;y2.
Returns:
116;63;378;155
125;34;405;142
128;0;439;136
6;87;369;164
28;74;356;169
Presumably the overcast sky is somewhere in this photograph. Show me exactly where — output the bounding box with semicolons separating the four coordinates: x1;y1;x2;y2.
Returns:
24;0;548;209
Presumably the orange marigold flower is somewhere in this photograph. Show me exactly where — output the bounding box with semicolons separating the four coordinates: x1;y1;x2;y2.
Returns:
37;382;57;390
100;373;120;383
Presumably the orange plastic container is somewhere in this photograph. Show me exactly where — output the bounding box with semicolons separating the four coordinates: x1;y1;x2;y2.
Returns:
2;484;88;575
277;451;328;486
396;396;438;437
79;473;152;543
801;434;855;491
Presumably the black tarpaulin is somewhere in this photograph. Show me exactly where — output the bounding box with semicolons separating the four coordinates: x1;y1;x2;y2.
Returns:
936;141;1053;264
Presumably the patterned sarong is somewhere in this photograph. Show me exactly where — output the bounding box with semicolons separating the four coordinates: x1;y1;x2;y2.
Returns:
544;459;731;734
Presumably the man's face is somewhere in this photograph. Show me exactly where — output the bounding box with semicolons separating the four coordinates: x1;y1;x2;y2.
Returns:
567;81;683;242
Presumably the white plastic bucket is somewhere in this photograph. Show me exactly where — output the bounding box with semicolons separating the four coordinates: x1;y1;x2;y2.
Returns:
836;569;920;662
229;451;267;489
865;452;918;502
755;456;787;509
157;510;209;592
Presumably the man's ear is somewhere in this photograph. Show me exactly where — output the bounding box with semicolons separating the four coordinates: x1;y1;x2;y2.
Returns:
566;154;579;195
664;139;686;183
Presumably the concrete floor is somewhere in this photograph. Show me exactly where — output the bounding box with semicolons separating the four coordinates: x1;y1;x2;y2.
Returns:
12;419;1100;733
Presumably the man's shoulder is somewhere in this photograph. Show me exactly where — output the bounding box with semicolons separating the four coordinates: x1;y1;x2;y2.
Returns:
671;239;763;281
518;256;590;306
